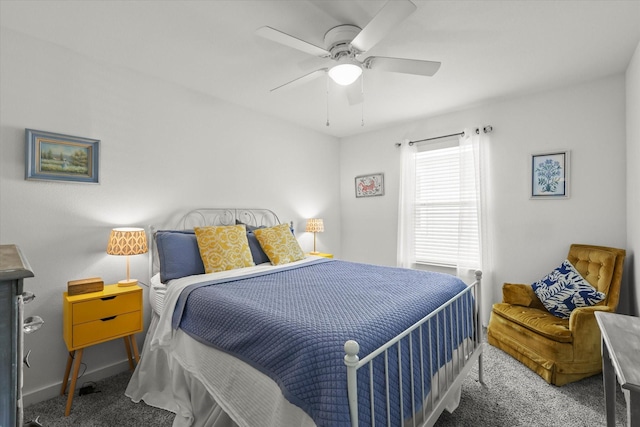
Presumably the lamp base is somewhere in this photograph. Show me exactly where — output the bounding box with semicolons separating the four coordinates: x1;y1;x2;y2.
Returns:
117;279;138;287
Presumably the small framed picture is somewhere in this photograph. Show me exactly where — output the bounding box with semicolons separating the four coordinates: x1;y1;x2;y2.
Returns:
355;173;384;198
531;151;569;198
25;129;100;183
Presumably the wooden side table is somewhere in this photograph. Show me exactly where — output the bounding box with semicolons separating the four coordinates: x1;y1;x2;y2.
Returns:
595;311;640;427
61;284;143;416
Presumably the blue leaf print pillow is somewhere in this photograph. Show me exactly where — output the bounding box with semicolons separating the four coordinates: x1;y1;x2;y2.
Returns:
531;260;606;319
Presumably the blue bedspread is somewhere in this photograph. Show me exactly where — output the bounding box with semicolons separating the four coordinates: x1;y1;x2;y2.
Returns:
173;259;473;427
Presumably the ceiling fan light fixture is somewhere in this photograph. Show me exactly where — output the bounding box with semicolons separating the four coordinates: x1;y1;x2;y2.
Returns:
328;59;362;86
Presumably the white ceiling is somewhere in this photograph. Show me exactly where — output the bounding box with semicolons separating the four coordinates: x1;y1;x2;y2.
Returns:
1;0;639;138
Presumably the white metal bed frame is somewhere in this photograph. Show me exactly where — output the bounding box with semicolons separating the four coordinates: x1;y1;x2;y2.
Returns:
345;271;483;427
149;208;484;427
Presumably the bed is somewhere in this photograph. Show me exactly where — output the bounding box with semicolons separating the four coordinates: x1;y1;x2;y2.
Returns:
125;208;484;427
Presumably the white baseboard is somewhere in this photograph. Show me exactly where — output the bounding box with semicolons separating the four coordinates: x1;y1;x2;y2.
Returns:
23;359;132;407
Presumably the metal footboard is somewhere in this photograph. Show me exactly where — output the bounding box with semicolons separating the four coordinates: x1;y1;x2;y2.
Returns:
345;271;484;427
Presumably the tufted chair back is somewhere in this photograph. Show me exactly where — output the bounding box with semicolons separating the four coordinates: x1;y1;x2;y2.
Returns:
566;244;626;310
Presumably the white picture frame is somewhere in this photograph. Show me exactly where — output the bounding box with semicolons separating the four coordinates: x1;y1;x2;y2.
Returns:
531;151;570;199
355;173;384;198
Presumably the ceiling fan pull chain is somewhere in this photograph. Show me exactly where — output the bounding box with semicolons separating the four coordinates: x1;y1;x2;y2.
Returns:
326;75;330;127
361;74;365;127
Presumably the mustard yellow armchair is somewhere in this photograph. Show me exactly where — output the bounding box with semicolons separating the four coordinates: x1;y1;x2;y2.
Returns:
487;244;626;386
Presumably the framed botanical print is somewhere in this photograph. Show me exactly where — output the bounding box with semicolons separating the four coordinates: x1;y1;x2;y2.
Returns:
531;151;569;198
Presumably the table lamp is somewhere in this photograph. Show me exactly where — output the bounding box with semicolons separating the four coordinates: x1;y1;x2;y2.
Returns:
106;227;148;287
305;218;324;254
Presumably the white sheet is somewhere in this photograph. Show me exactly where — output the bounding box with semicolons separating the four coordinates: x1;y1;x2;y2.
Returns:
149;274;167;316
128;257;323;427
127;256;465;427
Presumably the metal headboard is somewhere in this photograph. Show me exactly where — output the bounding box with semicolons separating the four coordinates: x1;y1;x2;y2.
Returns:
176;208;281;230
149;208;281;278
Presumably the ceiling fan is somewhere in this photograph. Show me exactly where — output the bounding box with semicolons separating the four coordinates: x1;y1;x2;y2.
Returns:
256;0;441;95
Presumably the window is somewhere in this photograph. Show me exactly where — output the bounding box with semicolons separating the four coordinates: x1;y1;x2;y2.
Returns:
414;141;480;268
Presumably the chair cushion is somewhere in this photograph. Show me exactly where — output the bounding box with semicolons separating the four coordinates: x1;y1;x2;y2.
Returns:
492;303;572;343
531;260;606;319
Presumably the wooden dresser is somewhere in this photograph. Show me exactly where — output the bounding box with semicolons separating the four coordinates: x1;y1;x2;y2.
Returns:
0;245;35;427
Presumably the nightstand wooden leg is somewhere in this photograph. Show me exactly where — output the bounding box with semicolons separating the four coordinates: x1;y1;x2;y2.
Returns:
65;348;83;417
60;351;74;395
131;335;140;364
123;336;134;370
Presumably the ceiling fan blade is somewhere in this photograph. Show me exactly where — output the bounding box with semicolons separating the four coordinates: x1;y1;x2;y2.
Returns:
271;69;327;92
365;56;441;77
256;26;330;58
350;0;417;53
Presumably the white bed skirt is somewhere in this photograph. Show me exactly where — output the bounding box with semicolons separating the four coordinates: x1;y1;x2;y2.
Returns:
126;312;464;427
126;312;316;427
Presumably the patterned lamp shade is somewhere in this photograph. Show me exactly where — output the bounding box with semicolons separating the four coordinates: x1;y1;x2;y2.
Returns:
305;219;324;233
106;228;148;256
107;227;148;287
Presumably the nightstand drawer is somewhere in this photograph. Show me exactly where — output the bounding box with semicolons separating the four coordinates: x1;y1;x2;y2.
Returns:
72;292;140;324
72;311;142;348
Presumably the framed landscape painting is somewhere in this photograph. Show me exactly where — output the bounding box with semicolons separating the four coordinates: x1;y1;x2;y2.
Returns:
25;129;100;183
531;151;569;199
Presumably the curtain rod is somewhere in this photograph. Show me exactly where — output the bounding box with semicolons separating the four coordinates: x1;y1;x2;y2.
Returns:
395;125;493;147
408;131;465;146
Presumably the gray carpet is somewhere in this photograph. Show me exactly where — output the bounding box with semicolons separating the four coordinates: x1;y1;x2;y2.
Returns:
24;343;627;426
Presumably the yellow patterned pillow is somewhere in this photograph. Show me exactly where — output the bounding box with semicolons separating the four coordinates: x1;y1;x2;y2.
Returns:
254;223;305;266
194;225;254;273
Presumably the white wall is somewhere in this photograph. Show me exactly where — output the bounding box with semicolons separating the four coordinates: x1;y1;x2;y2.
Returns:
340;74;629;321
0;28;341;404
627;41;640;316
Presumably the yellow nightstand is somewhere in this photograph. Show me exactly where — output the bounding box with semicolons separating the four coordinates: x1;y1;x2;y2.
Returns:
60;284;142;416
308;252;333;259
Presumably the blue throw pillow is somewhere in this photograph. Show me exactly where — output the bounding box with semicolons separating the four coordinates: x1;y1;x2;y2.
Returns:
156;230;205;283
531;259;606;319
236;220;292;265
246;230;271;265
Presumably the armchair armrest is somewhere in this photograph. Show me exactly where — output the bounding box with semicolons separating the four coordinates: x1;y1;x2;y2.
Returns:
502;283;545;309
569;305;613;360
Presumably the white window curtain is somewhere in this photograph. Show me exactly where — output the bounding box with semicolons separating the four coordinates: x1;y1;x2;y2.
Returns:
397;139;417;268
397;129;490;289
456;129;482;285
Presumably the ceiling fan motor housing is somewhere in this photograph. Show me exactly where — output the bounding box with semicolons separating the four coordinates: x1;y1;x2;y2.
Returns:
324;25;362;59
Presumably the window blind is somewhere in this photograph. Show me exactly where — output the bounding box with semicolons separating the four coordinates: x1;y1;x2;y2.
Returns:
414;143;480;267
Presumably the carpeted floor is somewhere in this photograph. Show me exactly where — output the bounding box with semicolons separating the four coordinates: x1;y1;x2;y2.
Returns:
24;343;627;426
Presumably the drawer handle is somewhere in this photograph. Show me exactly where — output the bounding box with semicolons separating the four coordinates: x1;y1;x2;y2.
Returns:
101;316;117;322
101;296;117;301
